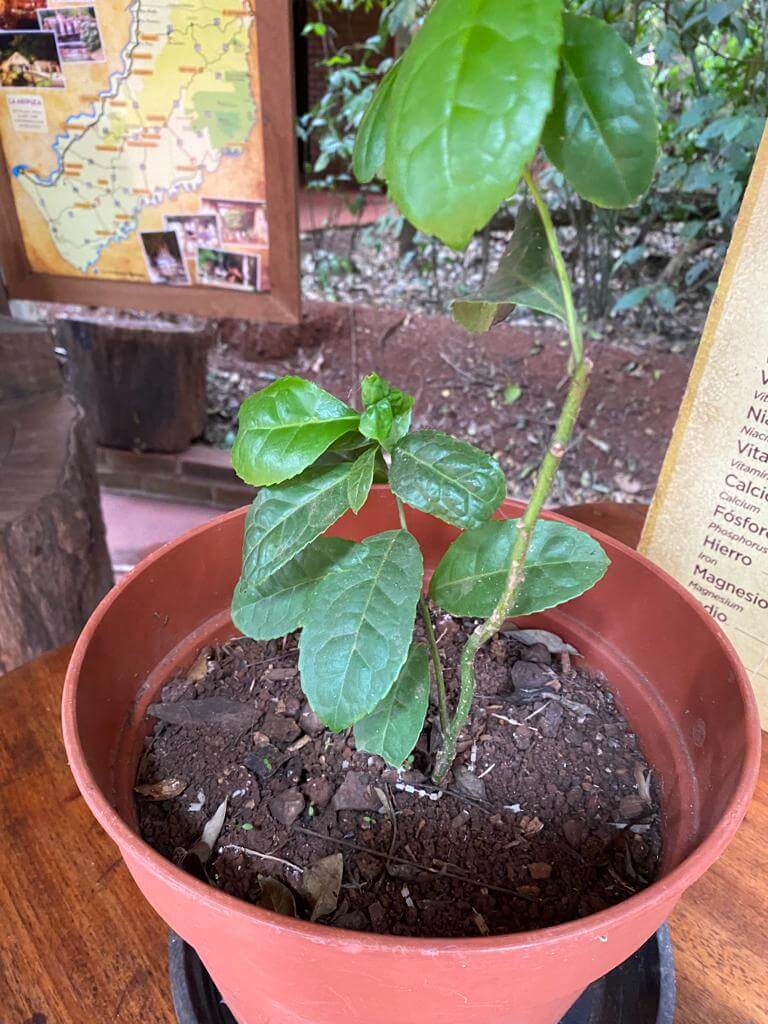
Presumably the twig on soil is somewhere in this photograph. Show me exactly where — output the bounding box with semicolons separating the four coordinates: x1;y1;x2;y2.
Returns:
491;712;540;734
396;778;492;811
384;783;398;863
606;863;637;895
221;844;304;875
437;350;494;387
293;827;533;900
376;313;406;349
524;702;552;722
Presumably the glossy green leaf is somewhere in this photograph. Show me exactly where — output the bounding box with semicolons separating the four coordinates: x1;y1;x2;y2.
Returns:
429;518;610;617
241;462;352;584
299;530;423;730
384;0;563;248
232;536;354;641
353;60;400;183
451;202;566;332
354;643;430;768
390;429;506;529
314;434;377;470
542;14;658;209
347;446;377;514
359;374;414;449
232;377;359;487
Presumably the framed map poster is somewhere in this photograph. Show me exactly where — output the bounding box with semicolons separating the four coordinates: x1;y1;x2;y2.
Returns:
0;0;300;322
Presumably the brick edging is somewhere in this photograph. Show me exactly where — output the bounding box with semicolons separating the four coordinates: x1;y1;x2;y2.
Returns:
97;444;252;509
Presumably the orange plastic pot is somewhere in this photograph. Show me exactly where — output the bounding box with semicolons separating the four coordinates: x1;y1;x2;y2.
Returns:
62;490;760;1024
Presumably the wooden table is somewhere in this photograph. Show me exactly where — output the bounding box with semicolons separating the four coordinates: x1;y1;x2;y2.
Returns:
1;507;767;1022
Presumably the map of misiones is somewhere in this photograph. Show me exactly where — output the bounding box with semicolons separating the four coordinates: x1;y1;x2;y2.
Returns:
0;0;270;292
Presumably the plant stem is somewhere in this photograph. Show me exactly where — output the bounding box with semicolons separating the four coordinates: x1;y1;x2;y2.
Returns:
433;167;591;784
523;167;583;365
394;493;449;733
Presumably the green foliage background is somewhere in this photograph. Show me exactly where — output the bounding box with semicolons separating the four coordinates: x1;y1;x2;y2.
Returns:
298;0;766;323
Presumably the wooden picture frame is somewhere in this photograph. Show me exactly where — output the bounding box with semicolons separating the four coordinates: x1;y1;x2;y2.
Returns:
0;1;300;324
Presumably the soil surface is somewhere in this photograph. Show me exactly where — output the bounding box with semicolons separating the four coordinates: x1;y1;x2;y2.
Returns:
137;619;662;939
15;295;692;508
206;299;691;508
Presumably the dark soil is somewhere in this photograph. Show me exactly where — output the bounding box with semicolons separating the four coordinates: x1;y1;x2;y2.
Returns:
137;619;662;939
206;299;691;508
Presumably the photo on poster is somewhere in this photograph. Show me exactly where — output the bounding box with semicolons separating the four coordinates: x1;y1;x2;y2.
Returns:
0;31;65;88
140;230;190;286
162;213;220;260
0;0;46;32
37;6;104;63
200;197;269;248
196;246;261;292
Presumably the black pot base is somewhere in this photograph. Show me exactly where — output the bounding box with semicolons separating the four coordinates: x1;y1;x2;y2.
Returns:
168;924;675;1024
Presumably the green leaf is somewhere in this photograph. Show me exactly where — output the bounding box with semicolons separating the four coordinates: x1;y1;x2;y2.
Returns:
232;377;359;487
353;60;400;183
359;374;414;449
299;530;423;730
241;462;353;584
450;301;511;335
503;383;522;405
452;202;566;332
361;373;389;408
384;0;563;248
359;400;394;446
390;429;506;529
354;643;430;768
347;446;377;514
612;284;652;313
542;14;658;209
232;536;354;641
429;518;610;617
654;285;676;313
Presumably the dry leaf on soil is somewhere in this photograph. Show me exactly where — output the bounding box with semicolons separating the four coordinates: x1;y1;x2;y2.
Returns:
502;628;580;656
255;876;297;918
189;797;228;863
302;854;343;921
134;778;187;800
186;648;211;682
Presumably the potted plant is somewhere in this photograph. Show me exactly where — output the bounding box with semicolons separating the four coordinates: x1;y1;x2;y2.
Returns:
63;3;761;1024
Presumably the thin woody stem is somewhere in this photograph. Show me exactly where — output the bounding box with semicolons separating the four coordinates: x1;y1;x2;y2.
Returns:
523;167;583;365
394;494;449;733
433;167;591;784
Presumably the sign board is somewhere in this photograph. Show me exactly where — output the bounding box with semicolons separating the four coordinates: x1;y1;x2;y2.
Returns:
0;0;299;322
640;121;768;726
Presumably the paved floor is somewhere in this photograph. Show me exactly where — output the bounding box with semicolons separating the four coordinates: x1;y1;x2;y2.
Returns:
102;491;221;579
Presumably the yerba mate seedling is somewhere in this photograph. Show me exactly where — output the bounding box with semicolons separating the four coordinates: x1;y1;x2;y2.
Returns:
231;0;658;782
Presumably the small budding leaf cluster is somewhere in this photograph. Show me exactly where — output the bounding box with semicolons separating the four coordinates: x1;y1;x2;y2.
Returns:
231;374;609;770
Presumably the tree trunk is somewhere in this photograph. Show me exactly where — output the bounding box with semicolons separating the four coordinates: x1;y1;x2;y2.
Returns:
0;318;112;673
56;316;211;453
0;317;62;401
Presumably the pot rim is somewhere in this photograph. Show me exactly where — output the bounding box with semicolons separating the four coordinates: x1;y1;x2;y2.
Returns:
62;495;761;954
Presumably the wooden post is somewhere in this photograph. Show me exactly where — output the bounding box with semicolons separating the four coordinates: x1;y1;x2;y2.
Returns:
0;316;113;673
56;316;211;453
